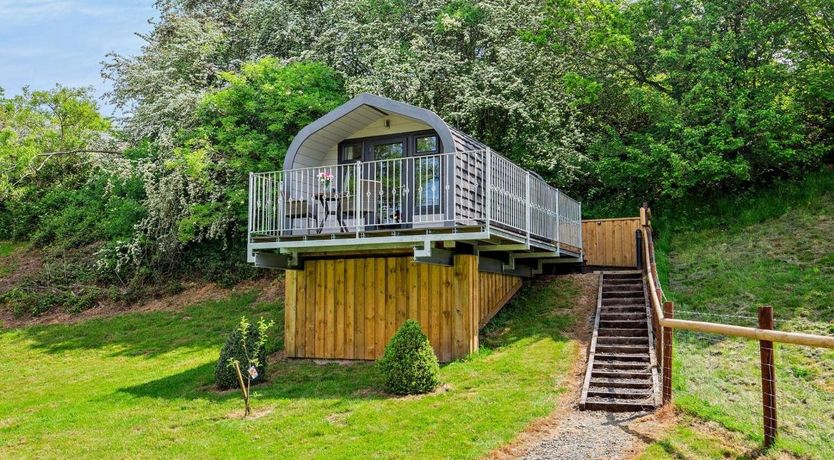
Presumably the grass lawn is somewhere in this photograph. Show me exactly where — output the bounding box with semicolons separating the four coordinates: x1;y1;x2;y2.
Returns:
0;277;580;459
636;415;773;460
0;241;27;277
650;170;834;459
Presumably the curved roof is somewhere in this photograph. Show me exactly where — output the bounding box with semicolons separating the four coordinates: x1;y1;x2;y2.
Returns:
283;93;487;170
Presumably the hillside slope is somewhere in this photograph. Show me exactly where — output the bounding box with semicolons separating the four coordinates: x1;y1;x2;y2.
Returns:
650;171;834;459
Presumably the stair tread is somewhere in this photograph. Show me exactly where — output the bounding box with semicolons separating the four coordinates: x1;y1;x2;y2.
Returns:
590;377;652;386
591;371;652;379
594;362;650;369
588;386;654;395
582;397;656;411
594;353;650;360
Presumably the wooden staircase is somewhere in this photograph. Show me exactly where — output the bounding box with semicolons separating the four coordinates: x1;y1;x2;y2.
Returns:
580;271;661;411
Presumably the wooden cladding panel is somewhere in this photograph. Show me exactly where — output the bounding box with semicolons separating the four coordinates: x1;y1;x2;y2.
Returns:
477;271;523;328
581;217;641;267
284;255;521;361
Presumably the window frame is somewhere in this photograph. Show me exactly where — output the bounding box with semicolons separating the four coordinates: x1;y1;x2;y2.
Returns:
337;130;445;217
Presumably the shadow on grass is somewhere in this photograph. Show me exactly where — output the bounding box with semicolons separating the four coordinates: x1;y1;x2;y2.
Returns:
120;358;387;402
0;291;282;358
119;276;579;402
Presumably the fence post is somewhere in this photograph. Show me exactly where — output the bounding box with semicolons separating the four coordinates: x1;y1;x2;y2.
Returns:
759;305;777;448
635;229;643;270
662;301;674;405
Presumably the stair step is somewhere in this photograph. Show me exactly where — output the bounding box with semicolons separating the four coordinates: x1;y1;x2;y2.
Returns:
600;312;645;320
594;361;650;371
601;308;645;315
603;272;643;279
587;387;654;398
603;282;643;288
603;298;646;306
598;328;647;337
604;279;644;286
599;319;647;329
602;289;644;297
590;377;653;389
595;344;649;354
582;396;656;412
591;369;652;379
596;336;649;345
594;353;649;362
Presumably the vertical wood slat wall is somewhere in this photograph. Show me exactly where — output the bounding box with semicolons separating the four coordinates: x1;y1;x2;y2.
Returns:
581;217;641;267
284;255;521;362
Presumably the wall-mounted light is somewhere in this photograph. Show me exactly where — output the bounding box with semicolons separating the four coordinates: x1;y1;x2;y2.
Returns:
384;119;390;128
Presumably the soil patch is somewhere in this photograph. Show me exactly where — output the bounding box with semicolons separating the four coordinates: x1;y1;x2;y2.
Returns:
0;277;283;329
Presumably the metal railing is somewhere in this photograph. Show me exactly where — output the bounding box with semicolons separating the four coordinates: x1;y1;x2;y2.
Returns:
248;150;582;250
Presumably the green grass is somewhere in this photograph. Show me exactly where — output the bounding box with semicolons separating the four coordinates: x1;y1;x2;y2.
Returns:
653;169;834;459
637;415;767;460
0;277;579;459
0;241;26;277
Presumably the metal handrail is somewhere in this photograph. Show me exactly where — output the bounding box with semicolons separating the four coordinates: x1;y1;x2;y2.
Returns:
248;150;583;250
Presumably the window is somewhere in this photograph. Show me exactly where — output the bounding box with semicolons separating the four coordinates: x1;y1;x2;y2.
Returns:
415;135;438;154
340;143;361;162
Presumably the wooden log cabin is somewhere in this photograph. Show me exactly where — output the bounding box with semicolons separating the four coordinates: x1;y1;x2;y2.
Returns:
248;93;584;361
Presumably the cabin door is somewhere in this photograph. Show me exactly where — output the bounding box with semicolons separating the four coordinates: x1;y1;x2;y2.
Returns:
366;137;409;227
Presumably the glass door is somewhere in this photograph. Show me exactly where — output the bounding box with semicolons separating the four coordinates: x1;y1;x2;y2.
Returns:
367;138;406;228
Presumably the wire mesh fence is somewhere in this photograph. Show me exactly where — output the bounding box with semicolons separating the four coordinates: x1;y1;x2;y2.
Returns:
673;308;834;458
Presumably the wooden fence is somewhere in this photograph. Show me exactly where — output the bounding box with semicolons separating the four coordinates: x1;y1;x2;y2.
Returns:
582;217;641;267
284;255;522;362
640;205;834;448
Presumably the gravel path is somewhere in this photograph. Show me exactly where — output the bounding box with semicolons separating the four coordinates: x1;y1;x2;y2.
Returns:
522;410;652;460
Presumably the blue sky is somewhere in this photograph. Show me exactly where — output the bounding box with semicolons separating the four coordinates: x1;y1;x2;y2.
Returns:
0;0;156;115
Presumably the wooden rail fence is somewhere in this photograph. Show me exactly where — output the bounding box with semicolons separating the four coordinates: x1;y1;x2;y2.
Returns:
640;204;834;448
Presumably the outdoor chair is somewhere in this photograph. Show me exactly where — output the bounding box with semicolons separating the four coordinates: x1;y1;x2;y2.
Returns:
282;196;317;235
339;179;379;230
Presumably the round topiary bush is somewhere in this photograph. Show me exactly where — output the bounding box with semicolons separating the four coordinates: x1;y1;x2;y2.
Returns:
215;320;268;390
378;319;440;395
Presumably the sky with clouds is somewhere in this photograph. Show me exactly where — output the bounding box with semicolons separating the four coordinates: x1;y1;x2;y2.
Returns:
0;0;156;115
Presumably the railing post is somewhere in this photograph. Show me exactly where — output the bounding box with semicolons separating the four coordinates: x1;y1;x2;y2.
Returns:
450;152;456;225
525;171;531;245
485;149;492;232
555;189;560;246
578;201;582;251
355;161;362;237
248;172;254;239
662;301;674;405
635;229;643;270
759;305;777;448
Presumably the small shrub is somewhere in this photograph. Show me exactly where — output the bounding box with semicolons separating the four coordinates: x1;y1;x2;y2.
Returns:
215;317;271;391
378;319;440;395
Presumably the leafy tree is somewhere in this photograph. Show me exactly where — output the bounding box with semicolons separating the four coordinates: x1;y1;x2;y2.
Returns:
105;0;589;189
99;59;346;285
539;0;833;211
0;85;116;239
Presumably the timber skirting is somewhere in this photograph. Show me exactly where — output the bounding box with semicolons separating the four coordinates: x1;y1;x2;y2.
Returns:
284;254;521;362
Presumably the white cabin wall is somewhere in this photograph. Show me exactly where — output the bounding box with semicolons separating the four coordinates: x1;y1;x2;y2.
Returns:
346;114;431;140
